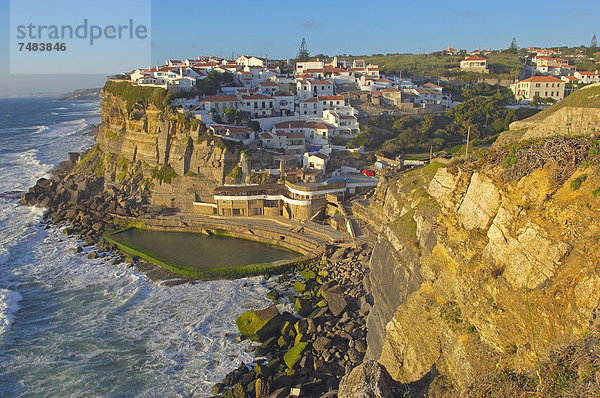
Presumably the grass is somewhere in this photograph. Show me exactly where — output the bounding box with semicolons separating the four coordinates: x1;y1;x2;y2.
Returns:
103;80;172;113
570;174;588;190
527;85;600;122
103;227;306;280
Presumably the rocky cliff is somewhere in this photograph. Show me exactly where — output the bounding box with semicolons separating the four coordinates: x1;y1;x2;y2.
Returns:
353;90;600;394
96;85;241;210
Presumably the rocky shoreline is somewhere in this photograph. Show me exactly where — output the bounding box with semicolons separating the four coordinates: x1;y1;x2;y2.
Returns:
212;244;387;398
20;146;186;283
20;145;401;397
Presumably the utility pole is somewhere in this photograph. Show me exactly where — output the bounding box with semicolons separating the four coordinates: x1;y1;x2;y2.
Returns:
465;125;471;158
429;144;433;164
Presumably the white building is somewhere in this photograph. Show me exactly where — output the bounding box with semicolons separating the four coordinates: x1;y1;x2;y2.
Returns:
303;152;328;173
460;56;489;73
574;71;600;84
295;59;326;75
208;124;256;145
510;76;565;101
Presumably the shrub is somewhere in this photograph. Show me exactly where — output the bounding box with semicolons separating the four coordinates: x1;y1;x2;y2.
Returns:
570;174;587;191
592;186;600;197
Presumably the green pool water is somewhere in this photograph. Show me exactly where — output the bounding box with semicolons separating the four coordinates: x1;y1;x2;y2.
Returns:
111;228;299;269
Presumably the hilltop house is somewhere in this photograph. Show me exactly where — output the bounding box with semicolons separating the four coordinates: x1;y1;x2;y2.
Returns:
460;56;489;73
510;76;565;101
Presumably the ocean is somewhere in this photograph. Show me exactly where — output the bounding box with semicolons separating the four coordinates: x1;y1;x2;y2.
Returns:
0;97;271;397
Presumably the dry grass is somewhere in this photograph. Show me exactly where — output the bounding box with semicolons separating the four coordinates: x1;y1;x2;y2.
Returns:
480;136;598;183
461;326;600;398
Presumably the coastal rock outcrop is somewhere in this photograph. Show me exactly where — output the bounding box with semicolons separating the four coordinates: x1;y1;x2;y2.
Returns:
353;134;600;393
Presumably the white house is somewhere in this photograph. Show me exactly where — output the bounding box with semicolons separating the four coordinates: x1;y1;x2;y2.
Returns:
510;76;565;101
460;56;489;73
198;95;239;113
239;94;275;117
208;124;256;145
322;108;360;138
303;152;328;173
574;71;600;84
295;59;326;74
273;92;295;116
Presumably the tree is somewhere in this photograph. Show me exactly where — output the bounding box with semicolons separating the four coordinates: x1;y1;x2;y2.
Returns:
296;38;310;62
591;34;598;49
508;37;518;53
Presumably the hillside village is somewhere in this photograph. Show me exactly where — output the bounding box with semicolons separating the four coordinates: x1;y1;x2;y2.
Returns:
101;43;599;222
121;54;451;165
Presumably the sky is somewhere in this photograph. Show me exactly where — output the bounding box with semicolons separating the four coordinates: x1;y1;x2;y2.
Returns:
0;0;598;97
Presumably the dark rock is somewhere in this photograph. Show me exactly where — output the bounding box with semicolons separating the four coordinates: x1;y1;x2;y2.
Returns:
266;288;280;303
313;336;332;352
338;361;401;398
354;340;367;353
321;285;347;317
347;347;362;364
267;387;289;398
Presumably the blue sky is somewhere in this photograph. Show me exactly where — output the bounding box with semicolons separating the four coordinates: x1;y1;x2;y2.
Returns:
1;0;598;96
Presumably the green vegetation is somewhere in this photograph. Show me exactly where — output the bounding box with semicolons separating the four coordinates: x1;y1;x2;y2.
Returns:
337;50;523;79
528;85;600;122
151;164;179;184
570;174;588;190
592;187;600;198
465;325;600;397
176;70;235;99
283;341;308;369
103;80;172;113
103;228;303;280
73;145;105;177
227;164;242;179
351;84;539;157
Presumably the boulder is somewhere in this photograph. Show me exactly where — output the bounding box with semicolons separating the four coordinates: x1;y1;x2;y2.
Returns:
321;285;347;317
295;298;312;317
236;305;283;342
283;341;308;369
338;361;400;398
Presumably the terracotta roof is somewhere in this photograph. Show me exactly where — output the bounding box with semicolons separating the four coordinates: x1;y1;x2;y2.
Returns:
318;95;344;101
274;121;306;129
286;132;305;139
464;56;486;61
308;80;333;85
242;94;273;100
519;76;564;83
259;81;278;86
260;132;273;139
274;92;293;97
295;73;313;79
308;152;328;160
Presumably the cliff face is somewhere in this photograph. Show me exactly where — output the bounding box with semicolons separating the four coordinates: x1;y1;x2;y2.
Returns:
96;90;241;210
356;161;600;391
354;91;600;392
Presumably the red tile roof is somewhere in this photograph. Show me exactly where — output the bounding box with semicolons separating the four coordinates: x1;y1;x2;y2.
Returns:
318;95;344;101
519;76;564;83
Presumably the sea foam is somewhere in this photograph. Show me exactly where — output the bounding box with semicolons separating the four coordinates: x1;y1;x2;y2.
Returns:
0;288;22;335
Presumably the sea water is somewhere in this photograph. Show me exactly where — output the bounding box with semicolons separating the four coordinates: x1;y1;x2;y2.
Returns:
0;97;272;397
